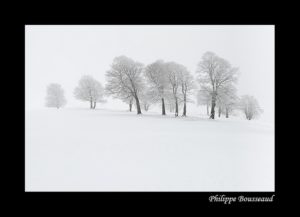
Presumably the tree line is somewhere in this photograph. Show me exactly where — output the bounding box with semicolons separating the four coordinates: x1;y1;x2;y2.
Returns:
45;52;263;120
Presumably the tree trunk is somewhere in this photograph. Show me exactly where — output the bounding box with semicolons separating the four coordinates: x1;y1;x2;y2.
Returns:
210;93;216;119
248;113;253;120
218;106;221;118
129;102;132;112
93;101;96;109
175;98;178;117
225;107;229;118
162;98;166;115
90;100;93;109
135;96;142;114
182;97;186;117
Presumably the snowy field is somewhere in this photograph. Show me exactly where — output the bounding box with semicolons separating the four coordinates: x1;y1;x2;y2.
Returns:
25;108;274;191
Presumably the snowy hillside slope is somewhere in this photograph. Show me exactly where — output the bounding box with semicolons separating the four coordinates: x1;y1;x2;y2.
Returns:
25;108;274;191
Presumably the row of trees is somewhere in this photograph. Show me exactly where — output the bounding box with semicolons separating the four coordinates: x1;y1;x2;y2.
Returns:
105;56;195;117
45;52;263;120
45;76;106;109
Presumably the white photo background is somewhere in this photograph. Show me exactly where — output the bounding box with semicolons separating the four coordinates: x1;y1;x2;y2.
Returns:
25;25;274;191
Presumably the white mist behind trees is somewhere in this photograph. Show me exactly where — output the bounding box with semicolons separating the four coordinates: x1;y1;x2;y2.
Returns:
26;25;274;123
197;90;212;116
45;83;67;108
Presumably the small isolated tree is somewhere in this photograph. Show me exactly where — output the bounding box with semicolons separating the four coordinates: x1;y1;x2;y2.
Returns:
144;60;169;115
196;52;238;119
105;56;144;114
239;95;263;120
45;83;67;109
178;69;195;116
74;75;105;109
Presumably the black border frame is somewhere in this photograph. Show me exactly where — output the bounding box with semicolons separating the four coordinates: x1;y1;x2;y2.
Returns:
21;16;279;207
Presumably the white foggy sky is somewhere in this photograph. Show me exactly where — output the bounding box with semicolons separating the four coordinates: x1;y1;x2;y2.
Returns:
25;25;274;121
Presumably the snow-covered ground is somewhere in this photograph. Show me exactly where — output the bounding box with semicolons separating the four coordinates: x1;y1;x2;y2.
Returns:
25;108;274;191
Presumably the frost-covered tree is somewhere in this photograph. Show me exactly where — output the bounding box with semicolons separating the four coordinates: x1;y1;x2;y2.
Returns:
144;60;169;115
91;81;106;109
74;75;105;109
165;62;185;117
178;69;195;116
165;94;175;113
239;95;263;120
217;84;238;118
45;83;67;109
139;87;156;112
196;52;238;119
105;56;144;114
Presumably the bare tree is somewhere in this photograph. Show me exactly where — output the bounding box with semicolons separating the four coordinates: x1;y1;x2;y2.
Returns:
178;69;195;116
218;84;239;118
165;94;175;113
165;62;185;117
196;52;238;119
239;95;263;120
45;83;67;109
92;81;106;109
74;75;105;109
105;56;144;114
144;60;169;115
139;88;156;112
217;84;238;118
